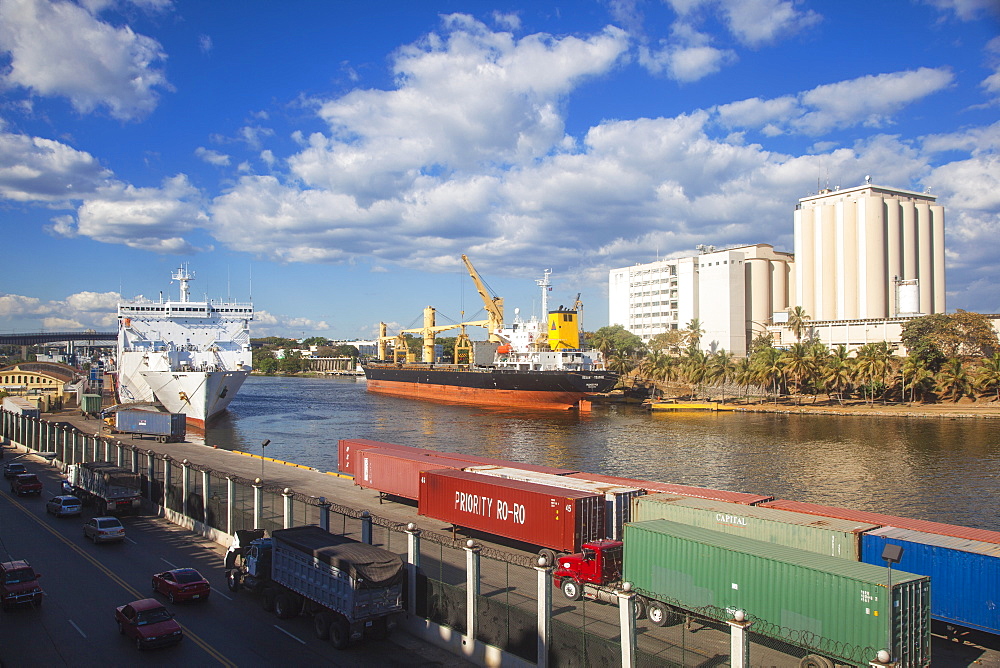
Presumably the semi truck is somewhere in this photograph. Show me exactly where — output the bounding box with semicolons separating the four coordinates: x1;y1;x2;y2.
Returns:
66;461;142;515
224;526;404;649
104;409;186;443
552;519;931;668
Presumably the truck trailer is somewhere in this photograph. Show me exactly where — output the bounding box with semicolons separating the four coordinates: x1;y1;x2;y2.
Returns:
66;461;142;515
105;409;186;443
224;526;404;649
553;519;931;668
2;396;40;419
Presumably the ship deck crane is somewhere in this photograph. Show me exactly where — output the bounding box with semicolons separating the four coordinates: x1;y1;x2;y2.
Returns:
461;254;504;343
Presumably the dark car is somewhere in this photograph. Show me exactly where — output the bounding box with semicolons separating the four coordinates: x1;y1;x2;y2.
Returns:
0;560;43;610
152;568;210;603
3;463;27;479
114;598;183;650
10;474;43;496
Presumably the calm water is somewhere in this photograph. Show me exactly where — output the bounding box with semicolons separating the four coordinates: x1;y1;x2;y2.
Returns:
204;375;1000;533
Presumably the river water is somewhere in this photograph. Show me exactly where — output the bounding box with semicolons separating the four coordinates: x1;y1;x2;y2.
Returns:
204;375;1000;533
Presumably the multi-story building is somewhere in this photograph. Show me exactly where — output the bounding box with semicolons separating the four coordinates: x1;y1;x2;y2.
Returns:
609;181;948;355
608;244;792;356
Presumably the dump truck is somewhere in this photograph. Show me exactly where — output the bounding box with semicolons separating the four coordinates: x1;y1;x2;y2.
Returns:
66;461;142;515
224;526;404;648
552;519;931;668
104;409;186;443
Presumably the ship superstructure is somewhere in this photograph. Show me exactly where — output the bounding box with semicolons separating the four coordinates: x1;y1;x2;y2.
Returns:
115;266;253;428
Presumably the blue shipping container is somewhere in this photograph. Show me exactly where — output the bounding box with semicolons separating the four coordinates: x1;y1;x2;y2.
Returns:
861;526;1000;635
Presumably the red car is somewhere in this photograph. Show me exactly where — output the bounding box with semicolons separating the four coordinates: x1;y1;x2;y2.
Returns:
151;568;210;603
10;474;43;496
114;598;183;650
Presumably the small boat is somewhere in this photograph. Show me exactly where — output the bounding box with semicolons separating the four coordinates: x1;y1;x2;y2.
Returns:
644;399;735;412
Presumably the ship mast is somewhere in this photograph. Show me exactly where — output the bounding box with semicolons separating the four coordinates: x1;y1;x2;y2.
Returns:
535;268;552;319
171;265;194;303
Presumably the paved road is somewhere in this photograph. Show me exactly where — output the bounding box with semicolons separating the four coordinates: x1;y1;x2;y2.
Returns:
0;456;473;667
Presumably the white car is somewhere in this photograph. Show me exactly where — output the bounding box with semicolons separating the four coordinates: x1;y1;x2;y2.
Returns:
84;516;125;543
45;495;82;517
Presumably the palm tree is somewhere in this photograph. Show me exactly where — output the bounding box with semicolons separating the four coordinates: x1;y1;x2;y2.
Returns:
854;342;895;404
751;345;784;403
936;357;972;402
821;346;852;405
708;350;736;403
733;357;755;403
684;318;705;352
785;306;811;343
607;353;636;388
780;342;816;404
973;353;1000;402
900;356;934;403
680;348;709;399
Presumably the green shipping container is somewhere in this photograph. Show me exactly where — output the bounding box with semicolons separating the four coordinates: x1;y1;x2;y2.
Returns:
81;394;102;414
631;493;879;560
624;520;930;668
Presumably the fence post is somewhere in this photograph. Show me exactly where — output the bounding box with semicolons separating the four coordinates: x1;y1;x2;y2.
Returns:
406;523;421;616
253;478;264;530
163;456;172;509
727;610;752;668
318;497;330;532
146;450;156;501
361;510;372;544
465;540;481;641
116;441;124;467
131;445;140;474
536;557;552;668
283;488;294;528
181;459;190;517
617;583;637;668
227;476;236;535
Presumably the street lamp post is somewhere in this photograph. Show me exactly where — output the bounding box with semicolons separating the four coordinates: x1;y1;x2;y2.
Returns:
881;543;904;664
260;439;270;479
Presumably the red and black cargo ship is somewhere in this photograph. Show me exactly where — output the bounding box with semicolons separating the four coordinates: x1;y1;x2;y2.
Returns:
362;362;618;410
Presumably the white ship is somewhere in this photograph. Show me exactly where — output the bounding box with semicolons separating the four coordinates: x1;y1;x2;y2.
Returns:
115;265;253;428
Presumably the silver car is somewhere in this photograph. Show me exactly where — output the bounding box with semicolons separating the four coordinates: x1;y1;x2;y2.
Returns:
45;495;82;517
84;516;125;543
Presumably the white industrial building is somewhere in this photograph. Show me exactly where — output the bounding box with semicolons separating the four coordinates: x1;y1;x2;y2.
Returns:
608;182;947;355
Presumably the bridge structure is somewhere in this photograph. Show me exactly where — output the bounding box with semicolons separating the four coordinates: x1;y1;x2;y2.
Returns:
0;331;117;363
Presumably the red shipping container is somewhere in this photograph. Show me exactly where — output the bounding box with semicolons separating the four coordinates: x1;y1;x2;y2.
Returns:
565;472;773;505
355;448;472;500
418;469;605;553
761;499;1000;545
338;439;417;475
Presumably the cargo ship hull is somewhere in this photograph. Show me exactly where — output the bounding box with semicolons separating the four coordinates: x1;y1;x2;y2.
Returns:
363;365;618;410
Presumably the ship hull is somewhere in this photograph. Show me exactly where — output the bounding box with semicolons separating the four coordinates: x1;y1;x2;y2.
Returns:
363;365;618;410
138;369;249;428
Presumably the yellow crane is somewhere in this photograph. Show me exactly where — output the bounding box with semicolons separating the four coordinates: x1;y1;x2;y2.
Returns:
461;254;504;342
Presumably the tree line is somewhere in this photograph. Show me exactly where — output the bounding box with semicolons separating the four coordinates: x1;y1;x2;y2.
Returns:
251;337;360;375
586;310;1000;405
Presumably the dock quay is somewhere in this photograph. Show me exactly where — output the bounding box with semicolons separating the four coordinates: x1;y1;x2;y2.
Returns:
6;407;999;668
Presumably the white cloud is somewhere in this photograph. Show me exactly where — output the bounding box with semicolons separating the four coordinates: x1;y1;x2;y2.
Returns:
0;131;113;202
0;0;172;120
663;0;820;47
195;147;231;166
923;0;1000;21
0;289;120;330
639;23;736;82
65;175;208;253
714;68;955;136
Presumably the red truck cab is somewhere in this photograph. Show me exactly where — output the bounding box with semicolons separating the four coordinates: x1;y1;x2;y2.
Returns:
552;539;623;599
10;474;43;496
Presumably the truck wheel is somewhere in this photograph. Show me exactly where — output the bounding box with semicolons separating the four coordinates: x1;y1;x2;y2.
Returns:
799;656;835;668
226;570;241;593
313;612;333;640
538;549;556;566
275;592;299;619
260;586;276;612
647;601;671;627
329;616;350;650
561;579;582;601
632;596;646;620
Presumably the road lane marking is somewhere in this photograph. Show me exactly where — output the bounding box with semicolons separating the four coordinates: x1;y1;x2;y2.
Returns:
161;557;179;568
1;491;236;668
273;625;306;644
210;588;232;601
69;619;87;638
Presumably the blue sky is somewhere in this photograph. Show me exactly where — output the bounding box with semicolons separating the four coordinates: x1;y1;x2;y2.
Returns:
1;0;998;340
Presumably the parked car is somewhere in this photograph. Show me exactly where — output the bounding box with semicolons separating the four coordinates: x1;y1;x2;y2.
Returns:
10;474;43;496
46;495;82;517
3;463;27;479
84;516;126;543
151;568;210;603
0;560;43;610
114;598;183;650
